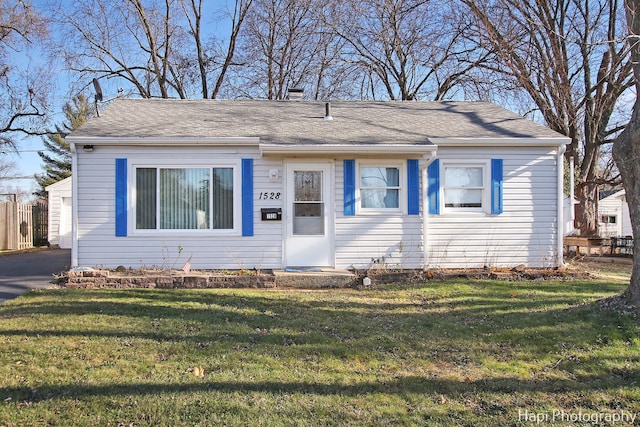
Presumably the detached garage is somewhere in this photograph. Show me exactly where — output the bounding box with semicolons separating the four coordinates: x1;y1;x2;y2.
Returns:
46;176;72;249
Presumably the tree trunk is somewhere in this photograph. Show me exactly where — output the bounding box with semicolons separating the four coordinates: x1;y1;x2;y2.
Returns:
574;182;599;236
612;102;640;305
614;0;640;305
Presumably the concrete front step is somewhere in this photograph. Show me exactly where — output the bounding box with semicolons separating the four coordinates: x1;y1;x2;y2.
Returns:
274;269;357;289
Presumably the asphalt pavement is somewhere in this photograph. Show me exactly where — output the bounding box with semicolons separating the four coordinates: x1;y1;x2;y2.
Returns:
0;248;71;304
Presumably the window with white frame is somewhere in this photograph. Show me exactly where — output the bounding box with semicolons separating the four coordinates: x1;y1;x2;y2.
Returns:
443;164;485;209
135;166;236;231
359;164;401;210
601;215;617;224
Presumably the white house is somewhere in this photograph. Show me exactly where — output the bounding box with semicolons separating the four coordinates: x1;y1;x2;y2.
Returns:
45;176;72;249
66;99;569;270
599;189;633;238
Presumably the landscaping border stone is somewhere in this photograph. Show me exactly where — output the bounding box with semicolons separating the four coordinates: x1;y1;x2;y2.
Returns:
62;265;590;290
66;269;277;289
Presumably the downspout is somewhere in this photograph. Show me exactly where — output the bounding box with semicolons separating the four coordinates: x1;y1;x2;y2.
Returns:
70;142;78;267
422;150;437;269
557;144;567;267
569;156;575;227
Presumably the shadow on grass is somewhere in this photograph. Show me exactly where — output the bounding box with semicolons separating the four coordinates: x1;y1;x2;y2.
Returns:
0;283;633;350
2;370;638;404
0;281;637;405
0;280;625;320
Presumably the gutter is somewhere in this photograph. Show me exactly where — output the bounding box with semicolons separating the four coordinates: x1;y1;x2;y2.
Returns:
569;156;575;227
65;136;261;146
430;137;569;147
557;144;567;267
422;151;437;270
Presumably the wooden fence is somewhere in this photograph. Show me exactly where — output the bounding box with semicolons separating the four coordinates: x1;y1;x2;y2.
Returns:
0;202;34;250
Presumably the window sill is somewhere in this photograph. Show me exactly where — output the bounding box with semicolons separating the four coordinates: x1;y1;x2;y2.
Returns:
130;230;242;237
354;210;408;216
434;210;491;217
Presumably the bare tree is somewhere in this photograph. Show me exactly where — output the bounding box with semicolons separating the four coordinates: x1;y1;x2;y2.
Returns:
0;0;50;149
178;0;252;99
128;0;178;98
0;157;33;203
308;28;359;100
52;0;252;100
613;0;640;305
54;0;172;98
464;0;633;236
0;157;17;183
210;0;253;99
320;0;491;101
232;0;321;100
54;0;210;99
179;0;207;97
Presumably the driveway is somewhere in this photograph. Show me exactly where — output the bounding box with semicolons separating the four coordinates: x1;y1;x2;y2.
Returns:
0;248;71;304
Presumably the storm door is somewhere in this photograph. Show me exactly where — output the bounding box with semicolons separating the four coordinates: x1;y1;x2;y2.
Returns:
284;162;333;267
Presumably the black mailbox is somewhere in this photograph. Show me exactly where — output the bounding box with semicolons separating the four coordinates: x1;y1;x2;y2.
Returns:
261;208;282;221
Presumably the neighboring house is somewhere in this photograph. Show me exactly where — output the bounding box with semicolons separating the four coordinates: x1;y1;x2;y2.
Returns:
45;176;72;249
599;189;633;238
66;99;569;270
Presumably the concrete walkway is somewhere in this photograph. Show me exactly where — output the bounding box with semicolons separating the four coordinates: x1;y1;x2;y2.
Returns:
0;248;71;304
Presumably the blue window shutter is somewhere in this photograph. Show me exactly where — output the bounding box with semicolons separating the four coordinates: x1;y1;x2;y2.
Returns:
242;158;254;236
344;160;355;216
407;159;419;215
491;158;504;214
115;158;127;236
427;159;440;215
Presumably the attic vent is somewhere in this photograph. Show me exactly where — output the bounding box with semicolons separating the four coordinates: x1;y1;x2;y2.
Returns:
287;87;304;101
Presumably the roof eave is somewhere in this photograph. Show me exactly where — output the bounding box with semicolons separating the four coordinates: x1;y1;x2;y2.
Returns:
259;143;437;157
44;176;72;191
65;136;261;146
430;137;570;147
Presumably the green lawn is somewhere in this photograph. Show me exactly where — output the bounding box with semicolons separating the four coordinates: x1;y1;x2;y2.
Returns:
1;266;639;426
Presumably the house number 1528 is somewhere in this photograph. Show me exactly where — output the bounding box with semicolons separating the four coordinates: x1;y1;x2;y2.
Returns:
259;192;281;200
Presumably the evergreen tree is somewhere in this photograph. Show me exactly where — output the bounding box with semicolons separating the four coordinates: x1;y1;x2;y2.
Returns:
34;94;94;199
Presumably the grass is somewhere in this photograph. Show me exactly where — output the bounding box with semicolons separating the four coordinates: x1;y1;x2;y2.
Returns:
0;261;638;426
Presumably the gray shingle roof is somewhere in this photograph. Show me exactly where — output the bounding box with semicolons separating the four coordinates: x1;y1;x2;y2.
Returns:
69;99;565;144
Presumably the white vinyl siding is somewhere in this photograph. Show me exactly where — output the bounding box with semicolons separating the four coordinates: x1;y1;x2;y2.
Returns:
426;147;561;268
334;159;424;270
334;216;424;270
75;144;562;270
75;146;284;270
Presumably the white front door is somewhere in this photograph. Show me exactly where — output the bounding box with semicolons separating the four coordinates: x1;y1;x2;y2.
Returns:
284;162;333;267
